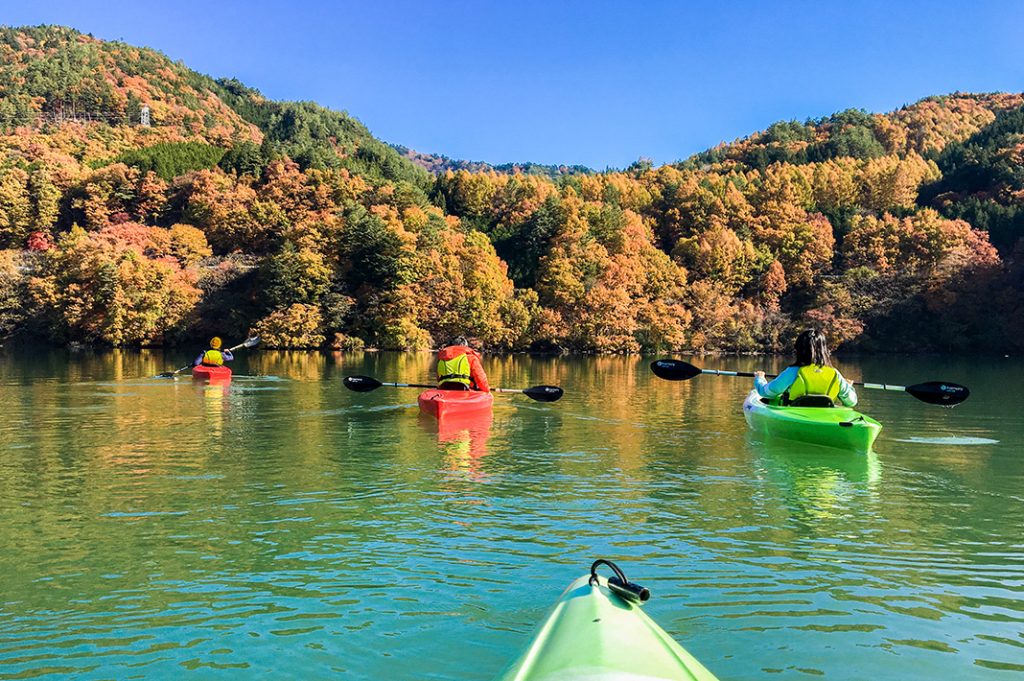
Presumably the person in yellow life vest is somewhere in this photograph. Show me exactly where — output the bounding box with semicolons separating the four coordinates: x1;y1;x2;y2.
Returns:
753;329;857;407
193;336;234;368
435;336;490;392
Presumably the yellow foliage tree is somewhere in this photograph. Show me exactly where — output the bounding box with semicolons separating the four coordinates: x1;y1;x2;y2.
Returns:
252;303;326;349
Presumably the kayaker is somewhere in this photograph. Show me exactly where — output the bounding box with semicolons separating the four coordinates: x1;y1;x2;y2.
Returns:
193;336;234;368
435;336;490;392
753;329;857;407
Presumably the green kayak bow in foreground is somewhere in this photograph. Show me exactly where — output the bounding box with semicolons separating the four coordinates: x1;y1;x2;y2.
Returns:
496;560;720;681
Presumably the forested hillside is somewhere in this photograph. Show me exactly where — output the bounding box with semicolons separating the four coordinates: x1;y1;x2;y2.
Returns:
1;25;1022;353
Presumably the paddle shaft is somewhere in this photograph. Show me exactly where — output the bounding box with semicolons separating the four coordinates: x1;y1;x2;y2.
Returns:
343;375;563;402
369;381;533;395
696;367;912;392
376;381;440;390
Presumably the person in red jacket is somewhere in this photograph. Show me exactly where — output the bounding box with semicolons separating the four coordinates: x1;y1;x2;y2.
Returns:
435;336;490;392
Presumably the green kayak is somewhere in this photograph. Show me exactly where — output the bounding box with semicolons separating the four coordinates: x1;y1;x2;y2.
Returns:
743;389;882;452
495;561;720;681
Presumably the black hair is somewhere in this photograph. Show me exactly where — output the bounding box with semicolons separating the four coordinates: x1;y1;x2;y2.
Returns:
448;335;469;347
792;329;831;367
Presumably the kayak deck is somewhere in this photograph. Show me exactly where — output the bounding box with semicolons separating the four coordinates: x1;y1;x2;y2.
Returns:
192;365;232;382
496;574;719;681
418;389;493;420
743;390;881;452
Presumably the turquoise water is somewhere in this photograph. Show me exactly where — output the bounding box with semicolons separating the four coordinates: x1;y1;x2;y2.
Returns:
0;350;1021;679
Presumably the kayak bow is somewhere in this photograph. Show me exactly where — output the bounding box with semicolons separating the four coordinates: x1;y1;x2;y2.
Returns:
496;560;720;681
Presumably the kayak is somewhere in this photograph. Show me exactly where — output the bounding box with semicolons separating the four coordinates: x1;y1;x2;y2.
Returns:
496;562;720;681
742;389;881;452
192;364;232;382
417;389;493;420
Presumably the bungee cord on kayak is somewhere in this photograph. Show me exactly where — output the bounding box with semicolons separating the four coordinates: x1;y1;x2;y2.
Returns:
589;558;650;604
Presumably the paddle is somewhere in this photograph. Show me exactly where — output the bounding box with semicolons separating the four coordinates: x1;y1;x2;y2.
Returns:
649;358;970;406
343;375;564;402
156;336;261;378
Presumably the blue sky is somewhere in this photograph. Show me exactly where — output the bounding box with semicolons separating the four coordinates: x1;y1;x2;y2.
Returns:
2;0;1022;168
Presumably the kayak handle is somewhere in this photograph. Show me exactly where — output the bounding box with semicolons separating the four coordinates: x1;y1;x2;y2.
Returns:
589;559;651;604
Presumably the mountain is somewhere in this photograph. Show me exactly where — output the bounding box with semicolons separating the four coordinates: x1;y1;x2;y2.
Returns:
0;25;259;149
679;93;1024;253
919;103;1024;252
392;144;593;178
682;93;1023;170
1;25;1022;354
0;25;427;183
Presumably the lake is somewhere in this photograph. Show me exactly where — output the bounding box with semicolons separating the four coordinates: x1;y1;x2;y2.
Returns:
0;349;1021;679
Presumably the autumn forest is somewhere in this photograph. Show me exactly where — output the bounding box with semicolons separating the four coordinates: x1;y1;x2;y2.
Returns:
1;26;1022;354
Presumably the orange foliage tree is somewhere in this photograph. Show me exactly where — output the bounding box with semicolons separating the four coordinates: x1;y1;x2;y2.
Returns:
28;226;201;345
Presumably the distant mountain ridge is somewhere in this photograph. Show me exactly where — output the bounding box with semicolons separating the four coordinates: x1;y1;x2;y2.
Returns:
392;144;593;177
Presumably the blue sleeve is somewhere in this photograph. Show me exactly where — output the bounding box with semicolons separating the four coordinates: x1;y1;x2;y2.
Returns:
755;366;799;399
193;353;204;367
836;372;858;407
222;350;234;361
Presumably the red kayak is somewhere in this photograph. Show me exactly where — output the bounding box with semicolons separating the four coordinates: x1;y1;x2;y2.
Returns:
192;365;232;382
417;389;493;419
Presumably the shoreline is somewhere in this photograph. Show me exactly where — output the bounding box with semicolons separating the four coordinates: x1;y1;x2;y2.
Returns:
1;340;1011;360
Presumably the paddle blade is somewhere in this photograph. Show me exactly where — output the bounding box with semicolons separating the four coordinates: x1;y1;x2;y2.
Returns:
156;364;190;379
906;381;970;406
523;385;564;402
343;375;382;393
650;359;702;381
227;336;262;352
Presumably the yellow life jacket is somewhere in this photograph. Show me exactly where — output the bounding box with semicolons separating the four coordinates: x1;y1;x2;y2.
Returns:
787;364;840;402
437;353;472;387
202;349;225;366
